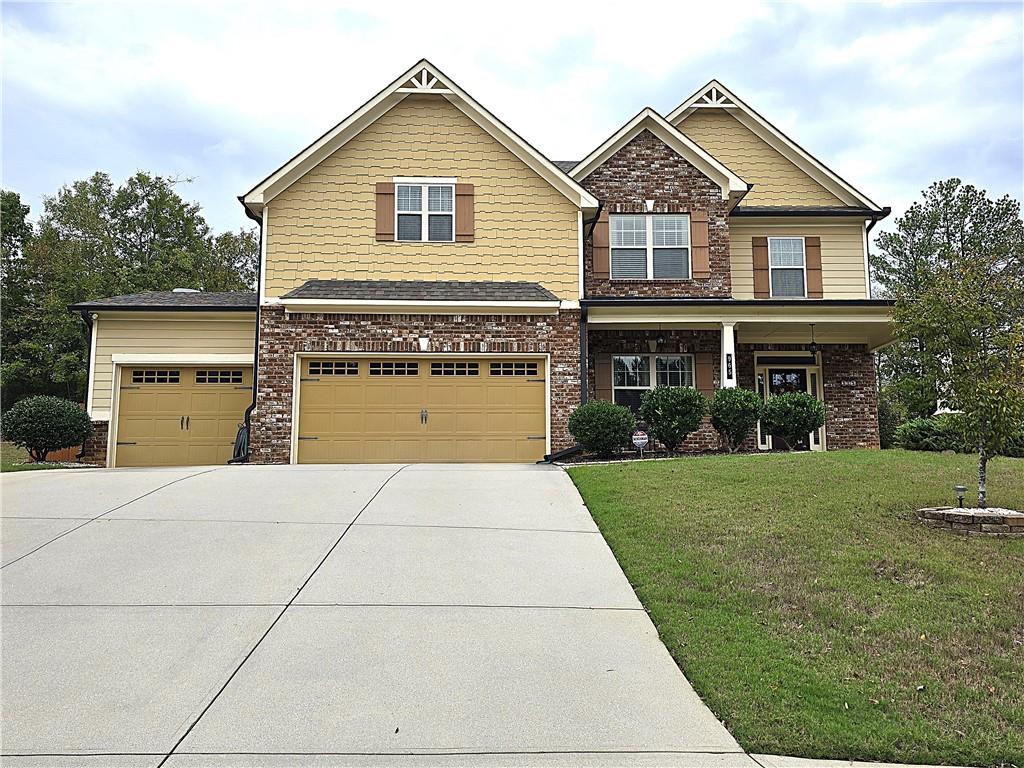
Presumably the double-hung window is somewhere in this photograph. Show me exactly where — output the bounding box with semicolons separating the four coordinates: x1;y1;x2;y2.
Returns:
768;237;806;297
395;180;454;242
611;354;695;412
610;214;690;280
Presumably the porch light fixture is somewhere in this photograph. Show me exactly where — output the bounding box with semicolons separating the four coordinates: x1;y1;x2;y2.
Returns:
807;324;819;361
647;339;658;353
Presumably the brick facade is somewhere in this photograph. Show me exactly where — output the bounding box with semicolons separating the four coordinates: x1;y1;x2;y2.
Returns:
580;129;731;298
79;420;109;466
251;306;581;463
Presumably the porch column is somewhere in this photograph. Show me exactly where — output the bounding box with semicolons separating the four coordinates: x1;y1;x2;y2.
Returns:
720;322;737;388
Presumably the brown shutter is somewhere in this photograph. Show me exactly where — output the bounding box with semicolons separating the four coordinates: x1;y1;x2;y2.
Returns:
805;236;823;298
455;183;474;242
752;236;770;298
691;210;710;279
595;354;612;402
375;182;394;241
694;353;715;398
592;209;610;279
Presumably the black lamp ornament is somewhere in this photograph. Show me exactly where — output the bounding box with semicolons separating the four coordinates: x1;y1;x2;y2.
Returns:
807;323;819;362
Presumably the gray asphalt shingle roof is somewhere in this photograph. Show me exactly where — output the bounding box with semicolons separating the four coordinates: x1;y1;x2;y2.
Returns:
281;279;559;302
69;291;257;311
552;160;579;173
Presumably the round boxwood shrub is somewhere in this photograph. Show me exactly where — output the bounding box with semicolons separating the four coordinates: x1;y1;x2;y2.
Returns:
710;387;763;452
568;400;635;458
638;386;706;452
2;396;92;462
761;392;825;451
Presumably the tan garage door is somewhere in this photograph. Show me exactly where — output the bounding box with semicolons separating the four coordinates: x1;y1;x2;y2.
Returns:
114;366;252;467
297;358;547;463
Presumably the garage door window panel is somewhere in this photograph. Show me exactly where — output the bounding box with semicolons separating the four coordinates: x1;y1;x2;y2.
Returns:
132;369;180;384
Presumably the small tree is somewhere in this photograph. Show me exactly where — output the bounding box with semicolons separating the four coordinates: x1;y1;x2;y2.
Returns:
568;401;635;458
3;396;92;462
761;392;825;452
891;180;1024;507
638;386;706;452
710;388;763;452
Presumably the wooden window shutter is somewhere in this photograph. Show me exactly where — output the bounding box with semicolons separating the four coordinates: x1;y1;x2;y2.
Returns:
691;211;710;279
375;182;394;241
592;209;610;279
595;354;613;401
694;352;715;398
752;236;770;298
805;236;823;298
455;184;474;242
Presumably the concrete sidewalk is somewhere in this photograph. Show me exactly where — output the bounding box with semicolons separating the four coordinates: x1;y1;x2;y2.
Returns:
2;464;746;766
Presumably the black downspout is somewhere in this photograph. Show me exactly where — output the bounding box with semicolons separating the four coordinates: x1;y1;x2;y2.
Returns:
75;310;94;461
229;201;263;463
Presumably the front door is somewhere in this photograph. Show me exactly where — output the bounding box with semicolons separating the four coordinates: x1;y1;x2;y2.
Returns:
756;364;824;451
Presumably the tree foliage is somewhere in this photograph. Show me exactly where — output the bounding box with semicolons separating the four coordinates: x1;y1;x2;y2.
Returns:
886;180;1024;507
0;174;257;407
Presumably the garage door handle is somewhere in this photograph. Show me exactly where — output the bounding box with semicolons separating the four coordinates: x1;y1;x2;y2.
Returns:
180;416;184;430
420;409;428;424
185;416;190;430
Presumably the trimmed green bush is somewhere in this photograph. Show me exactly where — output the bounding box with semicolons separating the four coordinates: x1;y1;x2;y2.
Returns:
761;392;825;451
877;388;908;449
710;387;763;452
638;386;707;452
2;396;92;462
894;414;1024;456
568;400;635;458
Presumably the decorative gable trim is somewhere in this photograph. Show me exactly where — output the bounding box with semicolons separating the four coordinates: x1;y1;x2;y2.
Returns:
667;80;880;211
241;60;599;216
568;108;748;204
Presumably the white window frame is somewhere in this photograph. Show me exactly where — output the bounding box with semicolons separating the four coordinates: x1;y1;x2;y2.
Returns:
611;353;696;405
394;177;456;243
767;236;807;298
610;214;691;280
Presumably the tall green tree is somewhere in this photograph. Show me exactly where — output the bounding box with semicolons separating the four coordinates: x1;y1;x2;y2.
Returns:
0;172;257;407
890;180;1024;508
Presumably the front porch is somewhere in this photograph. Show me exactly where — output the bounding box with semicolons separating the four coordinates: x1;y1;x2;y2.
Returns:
582;299;894;452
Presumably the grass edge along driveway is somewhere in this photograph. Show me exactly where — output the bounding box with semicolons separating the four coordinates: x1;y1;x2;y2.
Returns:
568;450;1024;767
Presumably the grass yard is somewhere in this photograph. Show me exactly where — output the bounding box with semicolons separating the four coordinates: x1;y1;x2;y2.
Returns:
0;442;68;472
568;450;1024;767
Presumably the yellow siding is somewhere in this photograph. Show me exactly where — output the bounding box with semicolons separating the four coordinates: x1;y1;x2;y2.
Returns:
729;219;868;299
678;109;844;207
265;96;580;299
90;314;256;415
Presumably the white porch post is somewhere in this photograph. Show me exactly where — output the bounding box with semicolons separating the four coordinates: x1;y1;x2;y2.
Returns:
720;322;737;388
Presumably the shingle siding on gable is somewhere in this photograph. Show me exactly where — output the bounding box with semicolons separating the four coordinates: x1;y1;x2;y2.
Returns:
678;109;844;207
263;95;580;301
580;129;731;298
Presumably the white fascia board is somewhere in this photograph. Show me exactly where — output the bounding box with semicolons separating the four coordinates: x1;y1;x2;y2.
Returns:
570;108;746;200
242;59;598;213
281;298;560;315
667;80;880;210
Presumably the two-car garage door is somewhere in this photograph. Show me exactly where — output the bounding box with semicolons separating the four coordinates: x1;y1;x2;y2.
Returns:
297;357;547;463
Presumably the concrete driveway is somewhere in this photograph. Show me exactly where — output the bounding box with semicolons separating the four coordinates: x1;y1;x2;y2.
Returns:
1;464;748;767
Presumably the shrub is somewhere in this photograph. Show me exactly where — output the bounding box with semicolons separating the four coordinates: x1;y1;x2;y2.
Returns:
638;386;707;452
2;396;92;462
710;388;763;452
568;400;635;458
877;388;908;449
761;392;825;451
893;414;1024;455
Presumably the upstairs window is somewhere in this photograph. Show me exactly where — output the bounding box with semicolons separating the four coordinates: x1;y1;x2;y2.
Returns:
768;237;806;297
396;181;454;242
610;214;690;280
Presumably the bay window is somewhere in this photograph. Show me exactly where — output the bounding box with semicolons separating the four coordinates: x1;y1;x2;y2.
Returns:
610;214;690;280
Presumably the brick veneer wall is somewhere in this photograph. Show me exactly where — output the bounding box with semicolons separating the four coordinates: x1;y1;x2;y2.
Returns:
251;306;581;463
736;343;880;450
587;329;724;452
79;420;109;466
579;129;731;298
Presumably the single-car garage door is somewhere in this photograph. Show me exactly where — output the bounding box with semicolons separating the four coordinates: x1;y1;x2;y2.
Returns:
297;357;547;463
114;366;252;467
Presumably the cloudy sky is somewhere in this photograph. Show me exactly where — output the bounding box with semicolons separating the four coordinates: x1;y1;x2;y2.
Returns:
3;1;1021;237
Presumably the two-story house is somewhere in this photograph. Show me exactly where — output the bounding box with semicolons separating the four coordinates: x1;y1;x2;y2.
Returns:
71;60;893;467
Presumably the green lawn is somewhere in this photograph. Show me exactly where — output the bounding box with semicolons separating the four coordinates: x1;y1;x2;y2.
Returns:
568;450;1024;767
0;442;67;472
